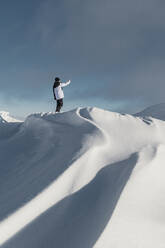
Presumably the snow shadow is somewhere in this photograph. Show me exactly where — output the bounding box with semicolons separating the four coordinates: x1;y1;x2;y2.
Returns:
3;153;138;248
0;112;99;221
0;122;21;140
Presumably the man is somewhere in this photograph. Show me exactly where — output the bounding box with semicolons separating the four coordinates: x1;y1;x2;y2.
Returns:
53;77;71;113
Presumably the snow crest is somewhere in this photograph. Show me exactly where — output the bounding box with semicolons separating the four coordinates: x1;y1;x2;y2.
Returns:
0;106;165;248
0;111;21;123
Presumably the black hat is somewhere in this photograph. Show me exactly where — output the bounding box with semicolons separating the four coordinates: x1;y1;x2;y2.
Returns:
55;77;60;81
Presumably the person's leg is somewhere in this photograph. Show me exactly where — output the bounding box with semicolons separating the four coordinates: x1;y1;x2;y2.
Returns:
56;100;60;112
56;99;63;112
58;99;63;112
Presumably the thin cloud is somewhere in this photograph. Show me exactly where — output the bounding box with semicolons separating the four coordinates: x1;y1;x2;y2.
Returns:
0;0;165;113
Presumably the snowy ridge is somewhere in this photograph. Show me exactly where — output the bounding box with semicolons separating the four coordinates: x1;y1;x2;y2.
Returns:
0;106;165;248
135;103;165;121
0;111;21;123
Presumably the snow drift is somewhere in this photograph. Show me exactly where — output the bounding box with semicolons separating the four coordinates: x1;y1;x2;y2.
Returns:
0;104;165;248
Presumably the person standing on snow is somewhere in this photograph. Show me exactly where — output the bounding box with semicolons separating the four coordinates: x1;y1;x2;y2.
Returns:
53;77;71;113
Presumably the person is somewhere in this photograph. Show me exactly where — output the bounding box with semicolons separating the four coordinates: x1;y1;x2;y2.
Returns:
53;77;71;112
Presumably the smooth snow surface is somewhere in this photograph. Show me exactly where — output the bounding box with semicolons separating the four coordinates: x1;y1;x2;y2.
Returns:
0;105;165;248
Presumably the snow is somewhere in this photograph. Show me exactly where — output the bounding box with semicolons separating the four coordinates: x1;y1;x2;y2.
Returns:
0;111;21;123
135;103;165;121
0;104;165;248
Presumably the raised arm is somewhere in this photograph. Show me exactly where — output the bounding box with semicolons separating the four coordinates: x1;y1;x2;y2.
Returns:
60;80;71;87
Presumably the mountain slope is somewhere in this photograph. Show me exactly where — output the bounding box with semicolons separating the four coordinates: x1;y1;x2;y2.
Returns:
0;106;165;248
135;103;165;120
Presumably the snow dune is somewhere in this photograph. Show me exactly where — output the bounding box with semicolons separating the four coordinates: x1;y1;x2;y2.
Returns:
0;105;165;248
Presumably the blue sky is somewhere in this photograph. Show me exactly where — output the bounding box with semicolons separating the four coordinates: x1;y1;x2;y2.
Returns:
0;0;165;118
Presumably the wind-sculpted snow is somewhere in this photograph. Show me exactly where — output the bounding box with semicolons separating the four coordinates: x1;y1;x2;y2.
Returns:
0;111;21;123
0;106;165;248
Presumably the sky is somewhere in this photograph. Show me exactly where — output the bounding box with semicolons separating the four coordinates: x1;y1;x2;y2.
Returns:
0;0;165;118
